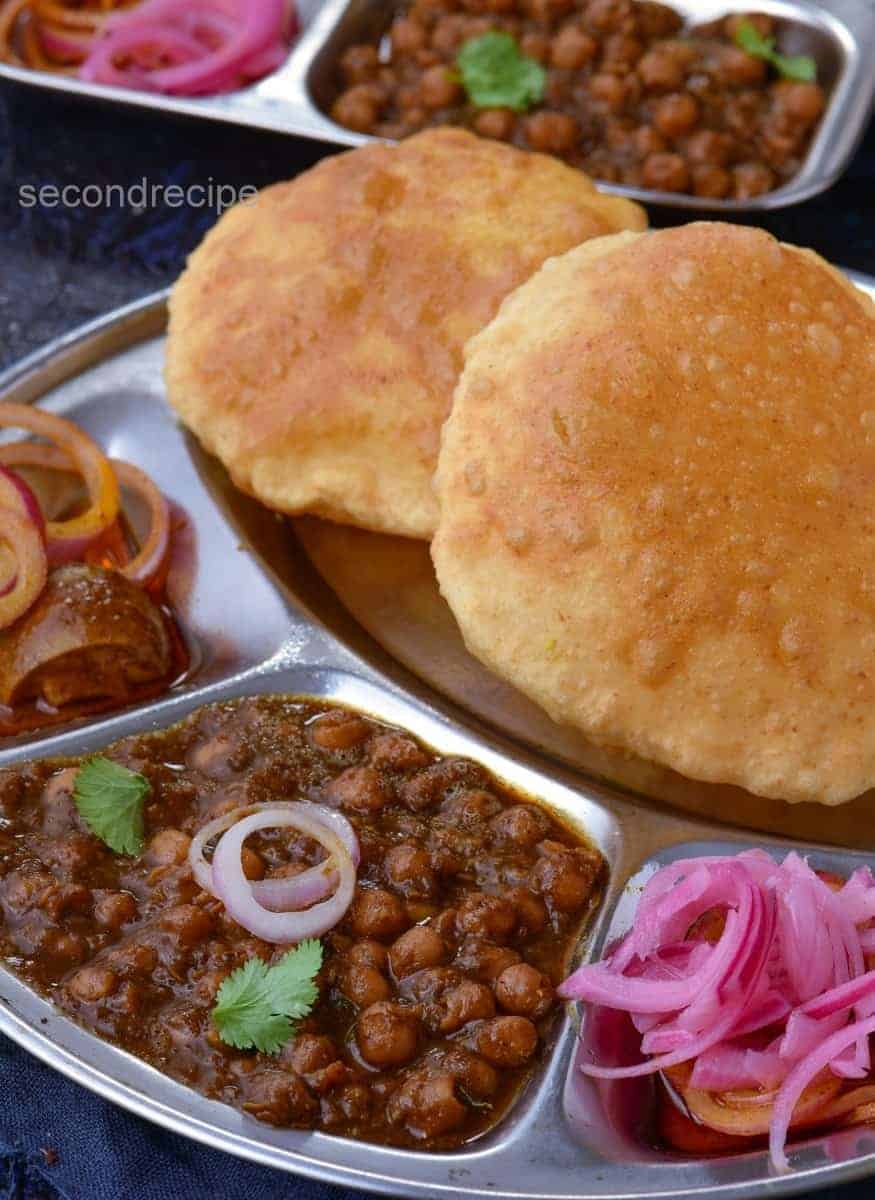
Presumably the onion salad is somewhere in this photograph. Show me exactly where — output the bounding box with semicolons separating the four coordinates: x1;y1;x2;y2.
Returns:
0;0;296;96
188;801;360;944
559;850;875;1171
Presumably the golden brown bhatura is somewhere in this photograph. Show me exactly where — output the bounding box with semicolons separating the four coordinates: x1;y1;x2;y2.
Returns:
165;128;646;539
432;223;875;805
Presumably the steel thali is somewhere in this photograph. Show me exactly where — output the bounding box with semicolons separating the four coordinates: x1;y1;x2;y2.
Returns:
0;278;875;1198
1;0;874;212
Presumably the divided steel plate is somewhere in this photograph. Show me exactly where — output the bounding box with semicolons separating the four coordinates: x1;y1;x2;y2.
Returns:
0;278;874;1198
1;0;874;211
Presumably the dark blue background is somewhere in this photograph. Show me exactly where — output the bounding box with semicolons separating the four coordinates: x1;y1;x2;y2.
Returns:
0;78;873;1200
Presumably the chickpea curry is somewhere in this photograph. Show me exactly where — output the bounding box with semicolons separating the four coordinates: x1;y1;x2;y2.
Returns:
0;697;605;1148
330;1;828;201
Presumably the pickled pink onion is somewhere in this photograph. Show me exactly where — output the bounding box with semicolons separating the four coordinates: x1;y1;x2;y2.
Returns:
560;851;875;1172
79;0;294;96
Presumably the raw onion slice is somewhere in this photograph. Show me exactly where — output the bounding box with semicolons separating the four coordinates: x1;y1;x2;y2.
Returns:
210;805;357;943
80;0;289;96
0;507;47;629
188;801;359;917
0;402;119;564
0;444;171;589
561;850;875;1172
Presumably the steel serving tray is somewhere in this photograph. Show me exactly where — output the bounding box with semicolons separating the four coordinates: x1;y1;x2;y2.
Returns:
0;278;874;1198
0;0;873;212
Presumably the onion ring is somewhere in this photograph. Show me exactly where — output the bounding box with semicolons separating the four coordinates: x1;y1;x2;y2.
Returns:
0;443;171;588
210;805;357;943
0;507;47;630
188;800;359;912
0;402;119;565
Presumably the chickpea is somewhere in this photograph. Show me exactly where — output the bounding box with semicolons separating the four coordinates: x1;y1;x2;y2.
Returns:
341;963;393;1008
504;886;548;937
430;14;467;55
387;1069;466;1139
530;844;601;912
652;92;699;138
724;12;773;40
638;46;686;91
692;164;732;198
356;1001;420;1067
93;890;137;931
774;81;825;125
436;979;495;1033
496;963;555;1019
641;150;690;192
685;128;734;166
632;125;667;158
637;1;682;38
325;766;390;814
390;926;449;978
524;111;579;154
520;31;551;64
440;1045;498;1099
331;86;382;134
241;846;265;881
308;710;370;751
455;937;521;981
473;108;516;141
585;0;633;33
391;16;428;55
420;65;461;109
456;892;517;942
348;939;389;972
732;161;775;199
284;1033;338;1075
41;929;86;970
588;73;627;112
550;26;597;70
473;1015;538;1067
368;733;429;772
242;1070;317;1126
160;904;214;947
350;887;409;941
489;805;549;848
68;964;118;1002
340;44;379;86
602;33;644;68
147;828;191;866
439;789;501;827
717;46;767;87
384;843;437;898
523;0;574;21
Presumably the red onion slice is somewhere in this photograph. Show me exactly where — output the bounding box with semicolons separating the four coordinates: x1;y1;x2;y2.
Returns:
0;402;119;565
211;806;356;944
0;508;48;630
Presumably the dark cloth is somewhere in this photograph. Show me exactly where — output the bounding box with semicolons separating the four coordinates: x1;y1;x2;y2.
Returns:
0;74;874;1200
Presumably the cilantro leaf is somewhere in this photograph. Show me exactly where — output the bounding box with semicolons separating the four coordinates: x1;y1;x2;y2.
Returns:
457;32;546;113
212;939;324;1055
73;758;149;856
734;20;816;82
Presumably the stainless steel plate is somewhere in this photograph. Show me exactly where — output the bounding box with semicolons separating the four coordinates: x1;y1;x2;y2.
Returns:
1;287;875;1199
1;0;873;212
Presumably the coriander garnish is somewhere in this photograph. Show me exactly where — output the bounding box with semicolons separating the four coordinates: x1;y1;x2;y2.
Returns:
72;758;150;856
212;939;323;1054
734;20;816;82
456;32;546;113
